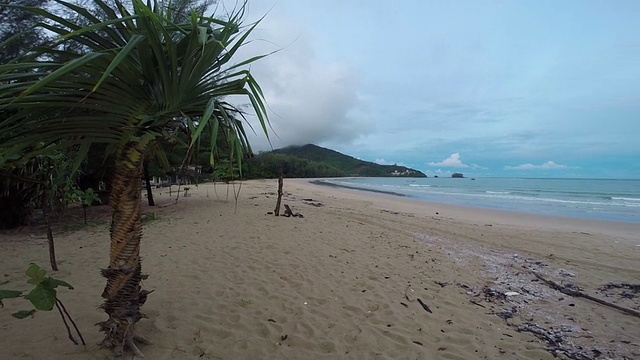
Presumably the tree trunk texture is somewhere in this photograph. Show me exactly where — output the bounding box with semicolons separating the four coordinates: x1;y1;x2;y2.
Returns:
143;160;155;206
98;141;150;358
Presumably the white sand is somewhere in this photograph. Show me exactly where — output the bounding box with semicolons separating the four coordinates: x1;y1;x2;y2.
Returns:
1;179;638;359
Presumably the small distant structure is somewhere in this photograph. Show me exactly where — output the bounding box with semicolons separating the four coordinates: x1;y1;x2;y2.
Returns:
390;169;420;176
150;165;202;187
452;173;464;178
434;175;439;178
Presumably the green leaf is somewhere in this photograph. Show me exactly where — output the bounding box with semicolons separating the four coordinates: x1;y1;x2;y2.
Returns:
24;286;57;311
12;309;37;319
44;278;74;290
190;98;216;147
27;278;45;285
92;34;145;92
0;290;23;307
18;52;107;98
25;264;46;280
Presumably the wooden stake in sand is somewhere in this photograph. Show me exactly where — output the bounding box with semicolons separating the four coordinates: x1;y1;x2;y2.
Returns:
274;168;283;216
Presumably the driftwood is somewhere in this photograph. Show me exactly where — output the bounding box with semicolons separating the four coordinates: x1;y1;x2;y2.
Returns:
283;204;303;218
274;170;283;216
531;271;640;318
417;298;432;313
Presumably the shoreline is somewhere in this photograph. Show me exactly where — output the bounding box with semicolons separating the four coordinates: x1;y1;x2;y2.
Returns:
309;177;640;227
289;177;639;271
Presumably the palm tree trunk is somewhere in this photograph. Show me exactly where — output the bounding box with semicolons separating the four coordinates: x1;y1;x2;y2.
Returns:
98;142;150;357
143;160;155;206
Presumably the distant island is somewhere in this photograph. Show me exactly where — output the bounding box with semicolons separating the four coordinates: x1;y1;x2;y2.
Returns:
243;144;426;179
452;173;464;178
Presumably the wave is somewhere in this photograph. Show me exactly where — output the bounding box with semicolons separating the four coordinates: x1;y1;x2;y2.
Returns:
315;178;640;222
418;191;640;208
611;196;640;201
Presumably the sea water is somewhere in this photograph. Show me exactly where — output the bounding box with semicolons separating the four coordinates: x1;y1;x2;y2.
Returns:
318;177;640;223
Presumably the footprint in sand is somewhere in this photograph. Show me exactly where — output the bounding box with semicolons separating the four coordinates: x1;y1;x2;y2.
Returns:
255;321;271;338
344;326;362;344
343;305;363;316
232;339;249;351
293;320;315;338
319;341;337;353
227;312;241;323
256;285;270;297
375;327;409;345
210;328;232;340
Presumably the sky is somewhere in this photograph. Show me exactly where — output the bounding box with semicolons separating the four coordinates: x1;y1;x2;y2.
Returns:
217;0;640;178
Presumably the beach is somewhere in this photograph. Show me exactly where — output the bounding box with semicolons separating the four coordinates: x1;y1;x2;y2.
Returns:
0;179;638;359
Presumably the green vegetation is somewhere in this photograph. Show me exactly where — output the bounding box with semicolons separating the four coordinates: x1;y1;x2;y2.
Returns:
141;211;159;225
0;264;84;345
244;152;345;178
243;144;426;178
0;0;50;63
67;188;100;224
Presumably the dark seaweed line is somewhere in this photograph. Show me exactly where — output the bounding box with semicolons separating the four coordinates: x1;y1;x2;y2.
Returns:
309;180;408;197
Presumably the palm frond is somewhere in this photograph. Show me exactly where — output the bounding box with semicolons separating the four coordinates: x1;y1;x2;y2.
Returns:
0;0;269;168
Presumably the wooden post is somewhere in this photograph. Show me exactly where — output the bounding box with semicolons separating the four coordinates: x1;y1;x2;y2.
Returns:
274;168;283;216
42;187;58;271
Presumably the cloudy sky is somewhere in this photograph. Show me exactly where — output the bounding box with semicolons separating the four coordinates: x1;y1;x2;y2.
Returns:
219;0;639;178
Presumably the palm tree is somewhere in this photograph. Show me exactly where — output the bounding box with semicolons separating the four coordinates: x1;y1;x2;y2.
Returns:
0;0;269;356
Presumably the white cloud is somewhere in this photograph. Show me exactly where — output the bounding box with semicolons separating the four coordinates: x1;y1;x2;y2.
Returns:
428;153;469;168
504;161;572;170
227;4;368;151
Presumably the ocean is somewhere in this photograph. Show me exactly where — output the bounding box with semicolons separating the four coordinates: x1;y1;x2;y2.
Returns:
316;177;640;223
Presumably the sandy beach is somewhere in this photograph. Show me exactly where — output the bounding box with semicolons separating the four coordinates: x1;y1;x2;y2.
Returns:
1;179;638;359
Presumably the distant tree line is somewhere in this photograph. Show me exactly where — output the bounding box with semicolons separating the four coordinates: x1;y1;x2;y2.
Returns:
242;153;346;179
243;144;427;179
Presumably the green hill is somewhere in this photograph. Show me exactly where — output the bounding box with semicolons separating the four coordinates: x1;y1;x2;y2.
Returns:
244;144;426;178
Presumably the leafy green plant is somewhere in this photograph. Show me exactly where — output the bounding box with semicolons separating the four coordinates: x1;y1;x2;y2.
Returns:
141;211;158;225
0;264;85;345
67;188;101;224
